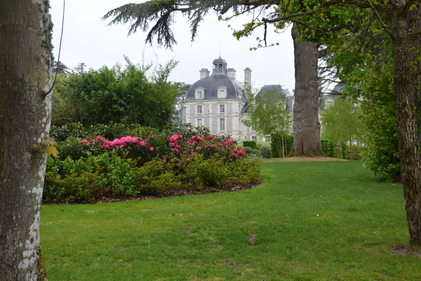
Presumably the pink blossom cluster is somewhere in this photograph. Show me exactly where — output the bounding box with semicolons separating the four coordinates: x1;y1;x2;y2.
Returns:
231;148;246;158
80;133;246;161
88;135;148;149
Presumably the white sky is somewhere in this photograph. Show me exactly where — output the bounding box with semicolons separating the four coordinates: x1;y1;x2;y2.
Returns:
50;0;295;92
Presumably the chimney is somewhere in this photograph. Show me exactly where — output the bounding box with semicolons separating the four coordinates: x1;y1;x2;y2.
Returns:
244;67;252;95
227;68;236;79
200;68;209;79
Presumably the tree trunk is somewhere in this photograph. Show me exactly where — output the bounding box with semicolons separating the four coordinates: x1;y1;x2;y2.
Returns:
0;0;53;279
289;25;325;157
391;3;421;246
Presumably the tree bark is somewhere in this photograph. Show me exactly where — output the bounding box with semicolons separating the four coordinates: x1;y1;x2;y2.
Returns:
0;0;53;279
391;2;421;246
289;25;325;157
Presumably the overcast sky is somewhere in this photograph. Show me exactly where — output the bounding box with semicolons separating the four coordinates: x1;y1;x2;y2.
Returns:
50;0;295;92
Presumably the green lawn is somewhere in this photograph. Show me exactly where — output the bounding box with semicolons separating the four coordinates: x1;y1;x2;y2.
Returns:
40;159;420;280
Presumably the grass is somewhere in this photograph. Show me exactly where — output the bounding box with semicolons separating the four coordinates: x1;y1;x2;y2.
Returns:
40;159;420;280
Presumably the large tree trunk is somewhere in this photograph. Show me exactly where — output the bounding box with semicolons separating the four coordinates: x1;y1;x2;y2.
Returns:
0;0;53;279
391;2;421;246
289;26;325;157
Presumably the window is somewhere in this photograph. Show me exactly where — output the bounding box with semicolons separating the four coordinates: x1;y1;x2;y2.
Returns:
245;136;248;140
252;136;257;141
265;136;271;142
220;104;225;113
197;119;202;126
195;90;203;99
219;118;225;131
218;88;227;99
197;105;202;114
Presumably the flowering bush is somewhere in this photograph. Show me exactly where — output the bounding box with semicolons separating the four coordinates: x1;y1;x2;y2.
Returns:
58;132;246;166
44;123;260;204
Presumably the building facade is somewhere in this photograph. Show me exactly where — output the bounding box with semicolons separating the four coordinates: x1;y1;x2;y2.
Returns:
184;57;257;140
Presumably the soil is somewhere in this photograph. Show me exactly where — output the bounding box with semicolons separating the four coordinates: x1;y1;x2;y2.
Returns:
391;245;421;257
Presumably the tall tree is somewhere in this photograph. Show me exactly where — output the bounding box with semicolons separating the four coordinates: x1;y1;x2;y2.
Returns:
53;61;70;76
52;58;180;128
320;96;361;159
289;25;325;156
242;85;292;157
0;0;52;279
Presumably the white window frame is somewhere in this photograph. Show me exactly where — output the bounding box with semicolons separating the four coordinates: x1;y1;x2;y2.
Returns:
195;88;204;99
252;136;257;141
219;118;225;131
197;105;202;114
219;104;225;113
217;87;227;99
197;119;203;126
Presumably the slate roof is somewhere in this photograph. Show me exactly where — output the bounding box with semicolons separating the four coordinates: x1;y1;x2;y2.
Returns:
185;57;247;101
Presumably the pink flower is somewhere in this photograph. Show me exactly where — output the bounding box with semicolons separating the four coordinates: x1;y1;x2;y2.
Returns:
148;134;154;138
173;148;179;152
192;136;196;139
211;144;215;147
82;139;89;146
227;139;232;144
196;146;201;150
170;134;181;142
169;142;175;147
149;147;154;151
176;145;181;148
207;135;212;140
235;154;238;158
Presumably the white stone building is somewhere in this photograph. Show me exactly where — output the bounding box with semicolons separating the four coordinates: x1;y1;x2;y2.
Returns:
183;57;257;140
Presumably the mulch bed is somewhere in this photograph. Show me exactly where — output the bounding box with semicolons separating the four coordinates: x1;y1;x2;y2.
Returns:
90;179;264;204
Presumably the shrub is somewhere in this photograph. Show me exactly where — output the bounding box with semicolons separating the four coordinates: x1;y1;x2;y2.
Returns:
243;141;257;150
50;122;146;142
44;130;261;203
243;147;253;154
271;134;293;158
44;151;141;203
321;140;335;158
260;147;272;158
